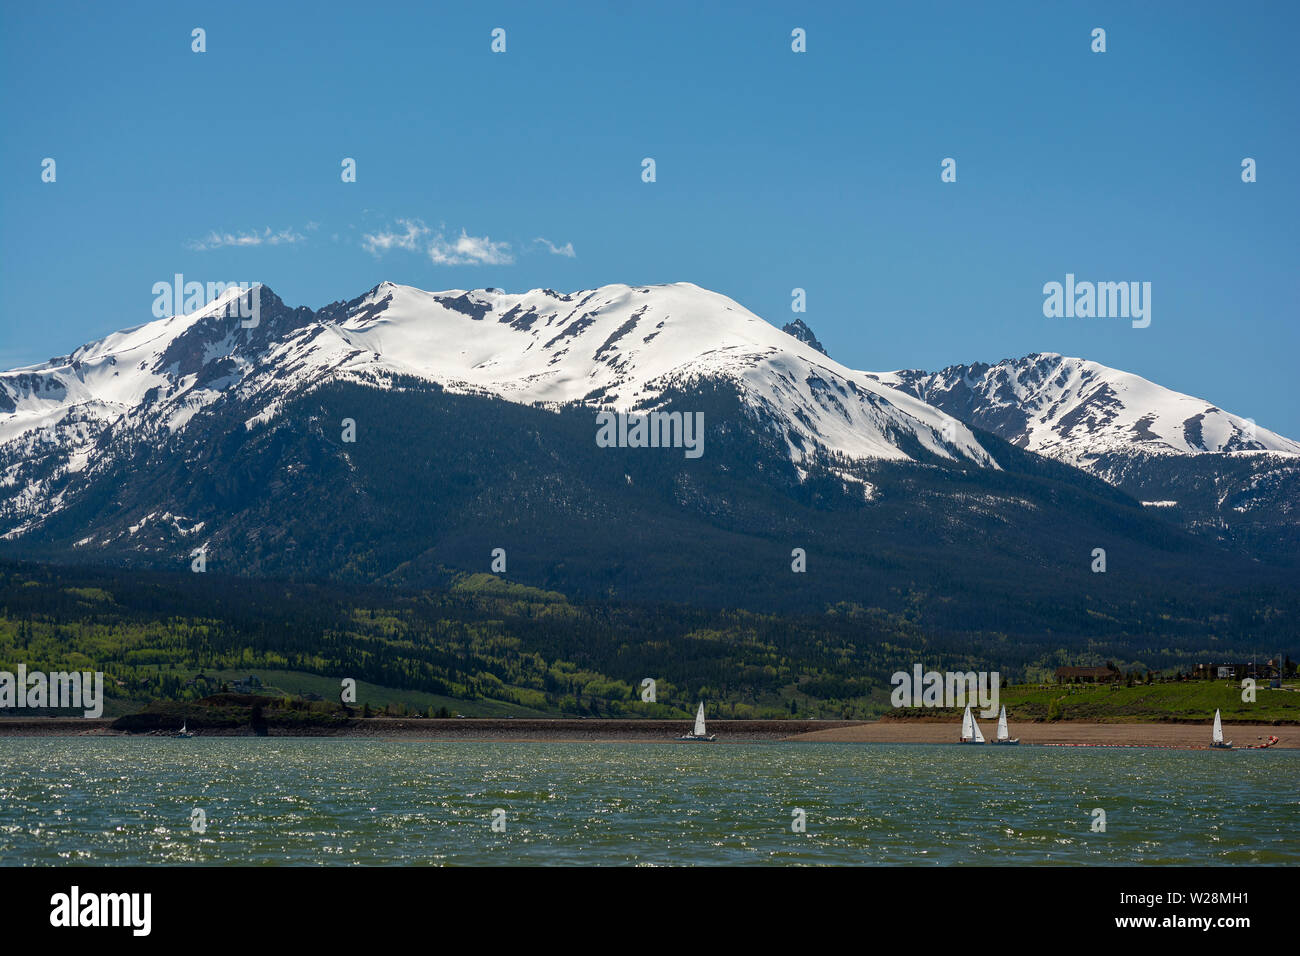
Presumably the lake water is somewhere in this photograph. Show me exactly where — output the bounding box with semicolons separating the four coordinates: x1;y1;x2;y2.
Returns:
1;739;1295;865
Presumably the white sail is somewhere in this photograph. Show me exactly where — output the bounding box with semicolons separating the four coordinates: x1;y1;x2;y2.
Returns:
694;702;707;737
997;706;1009;741
961;705;974;740
180;722;186;734
1212;709;1223;745
971;713;986;743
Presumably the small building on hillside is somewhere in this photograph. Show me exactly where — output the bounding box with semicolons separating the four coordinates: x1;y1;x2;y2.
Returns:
1055;664;1119;684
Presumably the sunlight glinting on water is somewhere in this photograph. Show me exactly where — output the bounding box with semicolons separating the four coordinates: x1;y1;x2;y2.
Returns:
1;739;1296;865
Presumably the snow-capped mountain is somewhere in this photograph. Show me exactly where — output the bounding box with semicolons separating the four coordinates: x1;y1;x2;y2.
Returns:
868;353;1299;468
867;353;1300;554
0;282;994;538
2;284;1290;609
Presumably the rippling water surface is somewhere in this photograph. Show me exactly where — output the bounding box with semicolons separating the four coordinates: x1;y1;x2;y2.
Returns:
1;739;1295;865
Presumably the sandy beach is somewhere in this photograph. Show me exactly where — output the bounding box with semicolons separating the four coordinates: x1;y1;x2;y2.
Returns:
784;721;1294;748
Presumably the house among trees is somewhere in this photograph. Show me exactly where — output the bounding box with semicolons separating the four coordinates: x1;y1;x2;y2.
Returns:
1194;660;1285;681
1054;664;1120;684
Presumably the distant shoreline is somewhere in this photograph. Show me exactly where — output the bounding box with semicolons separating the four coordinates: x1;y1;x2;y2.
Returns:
787;721;1293;749
0;717;854;741
0;717;1292;748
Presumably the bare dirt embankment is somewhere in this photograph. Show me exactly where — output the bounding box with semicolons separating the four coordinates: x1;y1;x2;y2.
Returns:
0;718;117;736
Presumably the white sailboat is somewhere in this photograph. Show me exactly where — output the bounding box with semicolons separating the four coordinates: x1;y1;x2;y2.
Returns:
175;721;194;738
1210;709;1232;749
678;702;716;741
959;705;986;744
991;705;1019;745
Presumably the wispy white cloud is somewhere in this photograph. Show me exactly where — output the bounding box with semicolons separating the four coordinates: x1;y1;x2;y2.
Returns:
428;230;514;266
186;227;306;251
358;218;524;266
533;237;576;258
361;218;430;256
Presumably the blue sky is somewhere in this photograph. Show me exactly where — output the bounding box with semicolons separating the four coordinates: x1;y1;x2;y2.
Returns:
3;1;1297;435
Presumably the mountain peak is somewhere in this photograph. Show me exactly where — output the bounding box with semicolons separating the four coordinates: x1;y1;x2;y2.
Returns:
781;318;827;356
869;352;1300;462
0;280;996;500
